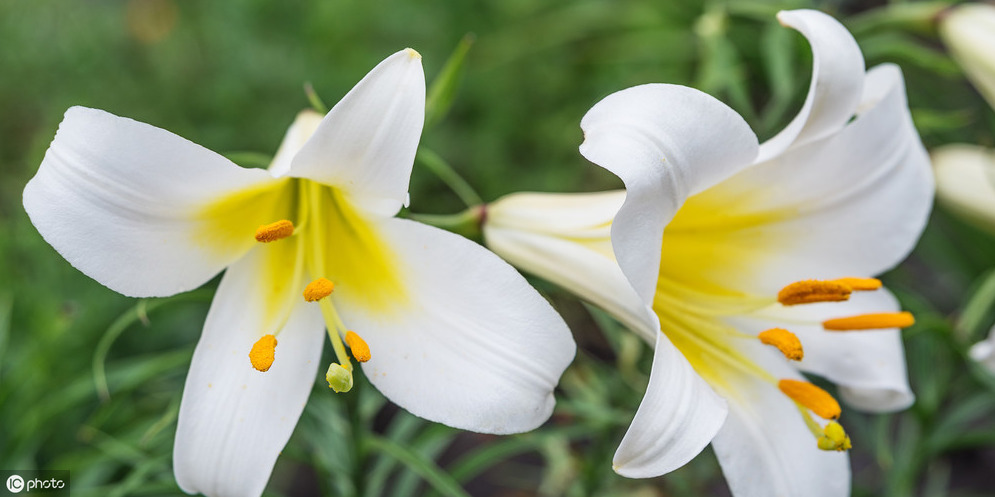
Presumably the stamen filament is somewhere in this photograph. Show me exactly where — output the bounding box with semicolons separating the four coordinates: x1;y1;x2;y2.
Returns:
255;220;295;242
249;334;278;372
823;312;915;331
778;280;851;306
758;328;804;361
778;379;841;420
319;298;353;372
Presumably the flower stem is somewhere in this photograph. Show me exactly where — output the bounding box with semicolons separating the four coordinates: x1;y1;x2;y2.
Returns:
407;205;485;242
416;148;483;207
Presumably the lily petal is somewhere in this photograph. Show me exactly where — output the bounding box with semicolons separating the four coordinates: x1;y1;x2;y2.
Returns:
933;143;995;232
939;3;995;110
339;218;576;434
22;106;279;298
711;344;850;497
484;191;660;341
268;109;324;178
678;64;931;296
579;84;759;304
290;49;425;217
174;241;322;497
756;9;865;162
736;288;914;412
969;325;995;373
613;333;728;478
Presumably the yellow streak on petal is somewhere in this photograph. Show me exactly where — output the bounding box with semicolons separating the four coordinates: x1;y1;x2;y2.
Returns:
830;277;882;291
255;220;295;242
777;280;852;306
658;187;793;302
778;379;841;420
758;328;804;361
196;179;296;258
249;334;277;372
345;331;371;362
311;187;406;312
823;312;915;331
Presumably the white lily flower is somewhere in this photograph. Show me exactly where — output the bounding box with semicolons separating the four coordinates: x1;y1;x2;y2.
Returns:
23;49;576;497
486;10;932;496
932;143;995;232
969;325;995;373
939;3;995;110
484;191;660;339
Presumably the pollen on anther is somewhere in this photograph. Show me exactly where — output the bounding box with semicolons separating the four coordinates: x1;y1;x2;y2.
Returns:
255;220;295;243
303;278;335;302
777;280;852;306
249;334;278;372
830;277;882;292
345;331;371;362
778;379;841;420
758;328;804;361
823;312;915;331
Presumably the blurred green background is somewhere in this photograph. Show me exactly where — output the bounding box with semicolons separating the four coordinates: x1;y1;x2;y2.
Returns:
2;0;995;496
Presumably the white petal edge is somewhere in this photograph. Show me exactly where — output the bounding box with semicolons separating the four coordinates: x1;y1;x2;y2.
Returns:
711;343;850;497
579;84;758;304
684;63;932;296
755;9;865;162
173;244;324;497
484;191;660;341
932;143;995;232
290;49;426;217
337;218;576;434
268;110;324;178
613;332;728;478
736;288;914;412
23;106;277;298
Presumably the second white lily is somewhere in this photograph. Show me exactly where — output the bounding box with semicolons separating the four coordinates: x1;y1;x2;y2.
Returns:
485;10;932;496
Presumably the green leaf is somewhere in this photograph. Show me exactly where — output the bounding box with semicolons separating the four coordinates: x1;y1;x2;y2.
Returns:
425;34;475;128
365;435;471;497
92;290;212;401
956;269;995;341
414;148;483;208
